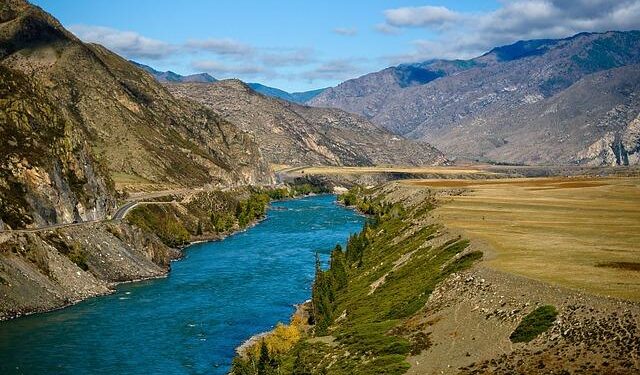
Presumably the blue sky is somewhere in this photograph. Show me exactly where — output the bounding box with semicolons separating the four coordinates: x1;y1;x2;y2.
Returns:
32;0;640;92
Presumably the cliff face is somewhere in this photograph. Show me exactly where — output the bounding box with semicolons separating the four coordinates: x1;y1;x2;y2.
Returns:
310;31;640;165
0;187;268;320
0;65;116;230
167;80;447;167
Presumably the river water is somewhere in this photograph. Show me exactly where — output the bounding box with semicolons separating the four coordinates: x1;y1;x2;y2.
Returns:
0;195;364;375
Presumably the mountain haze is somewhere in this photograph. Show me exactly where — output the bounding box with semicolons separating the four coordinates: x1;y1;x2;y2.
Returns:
310;31;640;165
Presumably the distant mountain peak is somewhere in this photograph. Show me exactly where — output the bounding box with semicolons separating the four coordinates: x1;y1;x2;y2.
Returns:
309;30;640;166
130;61;326;104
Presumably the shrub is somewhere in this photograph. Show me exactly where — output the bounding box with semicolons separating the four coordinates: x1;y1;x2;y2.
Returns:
510;305;558;343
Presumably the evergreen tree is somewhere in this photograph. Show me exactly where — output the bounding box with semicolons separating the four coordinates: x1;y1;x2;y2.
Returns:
329;244;348;291
311;253;334;334
257;340;271;375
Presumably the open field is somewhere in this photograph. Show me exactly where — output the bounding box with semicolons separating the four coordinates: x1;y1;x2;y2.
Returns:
292;165;498;176
408;177;640;301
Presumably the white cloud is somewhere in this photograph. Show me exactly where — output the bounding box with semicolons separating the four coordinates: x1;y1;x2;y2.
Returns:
333;27;358;36
384;5;461;28
69;25;175;60
261;48;316;66
374;23;401;35
302;60;362;81
382;0;640;62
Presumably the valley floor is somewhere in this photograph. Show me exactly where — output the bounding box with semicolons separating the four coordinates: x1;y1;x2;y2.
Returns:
412;176;640;301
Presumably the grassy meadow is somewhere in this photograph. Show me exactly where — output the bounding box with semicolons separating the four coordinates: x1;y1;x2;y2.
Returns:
409;177;640;301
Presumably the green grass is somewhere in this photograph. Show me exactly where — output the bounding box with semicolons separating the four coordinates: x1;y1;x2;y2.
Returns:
127;205;190;247
510;305;558;343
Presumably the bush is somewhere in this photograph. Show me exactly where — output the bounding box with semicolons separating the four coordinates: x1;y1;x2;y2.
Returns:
510;305;558;343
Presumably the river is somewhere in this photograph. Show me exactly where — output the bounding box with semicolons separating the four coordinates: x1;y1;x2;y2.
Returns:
0;195;364;375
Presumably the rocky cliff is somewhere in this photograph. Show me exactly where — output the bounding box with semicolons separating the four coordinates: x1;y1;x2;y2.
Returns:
0;64;116;230
310;31;640;165
167;80;447;167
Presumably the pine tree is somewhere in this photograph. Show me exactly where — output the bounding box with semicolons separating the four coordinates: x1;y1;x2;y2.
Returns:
257;340;270;375
311;253;334;334
329;244;348;291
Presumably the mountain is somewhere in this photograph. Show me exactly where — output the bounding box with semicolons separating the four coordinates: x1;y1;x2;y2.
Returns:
166;80;447;167
246;83;326;104
0;0;272;229
309;31;640;165
133;61;326;104
131;61;217;83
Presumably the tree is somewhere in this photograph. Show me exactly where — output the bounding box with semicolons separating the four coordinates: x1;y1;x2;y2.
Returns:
257;340;272;375
329;244;348;291
311;253;334;334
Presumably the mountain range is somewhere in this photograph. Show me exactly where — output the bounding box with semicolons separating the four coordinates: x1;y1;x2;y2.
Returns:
310;31;640;166
166;80;447;167
132;61;326;104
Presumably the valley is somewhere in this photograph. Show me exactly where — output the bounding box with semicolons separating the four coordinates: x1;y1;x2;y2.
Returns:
1;0;639;374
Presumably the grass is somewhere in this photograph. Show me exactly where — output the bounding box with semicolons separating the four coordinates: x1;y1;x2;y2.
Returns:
295;165;498;176
510;305;558;343
414;177;640;301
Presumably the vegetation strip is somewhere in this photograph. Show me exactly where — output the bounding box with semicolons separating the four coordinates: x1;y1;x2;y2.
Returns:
231;186;482;374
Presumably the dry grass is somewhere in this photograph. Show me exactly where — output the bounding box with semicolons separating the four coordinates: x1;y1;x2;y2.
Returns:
410;177;640;301
112;173;182;194
297;165;497;176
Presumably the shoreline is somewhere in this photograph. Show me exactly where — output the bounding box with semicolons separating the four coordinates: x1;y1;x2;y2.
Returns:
0;192;322;323
235;300;312;358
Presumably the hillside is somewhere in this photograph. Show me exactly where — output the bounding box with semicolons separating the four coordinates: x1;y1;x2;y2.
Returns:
133;62;326;104
309;31;640;165
0;0;272;228
166;80;447;167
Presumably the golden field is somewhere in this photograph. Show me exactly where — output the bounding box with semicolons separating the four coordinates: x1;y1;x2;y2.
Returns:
409;177;640;301
291;165;499;176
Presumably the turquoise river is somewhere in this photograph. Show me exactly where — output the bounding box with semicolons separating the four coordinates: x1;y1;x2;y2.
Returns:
0;195;365;374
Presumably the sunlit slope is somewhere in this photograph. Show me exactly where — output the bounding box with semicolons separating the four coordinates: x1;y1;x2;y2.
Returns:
411;177;640;300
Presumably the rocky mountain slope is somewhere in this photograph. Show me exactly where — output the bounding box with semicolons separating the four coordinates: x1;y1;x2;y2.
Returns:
310;31;640;165
0;64;115;229
134;62;326;104
0;0;272;229
166;80;447;167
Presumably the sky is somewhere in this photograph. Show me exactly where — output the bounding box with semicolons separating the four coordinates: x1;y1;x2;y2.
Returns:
32;0;640;92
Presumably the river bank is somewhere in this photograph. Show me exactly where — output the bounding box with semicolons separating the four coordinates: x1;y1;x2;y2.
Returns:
0;185;327;321
0;194;364;375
